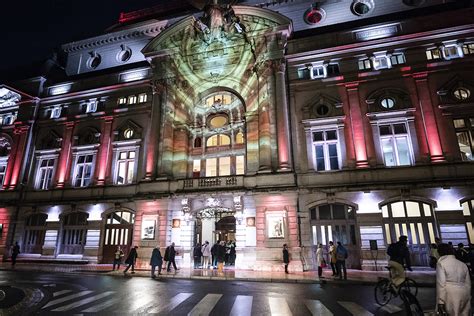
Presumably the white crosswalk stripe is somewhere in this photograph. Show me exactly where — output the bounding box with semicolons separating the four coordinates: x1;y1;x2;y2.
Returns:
305;299;333;316
42;291;93;309
51;291;114;312
147;292;193;314
268;297;293;316
338;301;374;316
127;291;157;313
81;298;120;313
187;293;222;316
230;295;253;316
53;290;72;297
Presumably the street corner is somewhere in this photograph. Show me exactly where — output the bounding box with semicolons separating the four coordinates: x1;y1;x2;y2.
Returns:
0;285;46;316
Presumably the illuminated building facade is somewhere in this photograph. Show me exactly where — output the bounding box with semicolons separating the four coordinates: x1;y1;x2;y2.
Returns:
1;0;474;271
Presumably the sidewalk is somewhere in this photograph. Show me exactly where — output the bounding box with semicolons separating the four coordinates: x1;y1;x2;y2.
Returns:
0;262;436;286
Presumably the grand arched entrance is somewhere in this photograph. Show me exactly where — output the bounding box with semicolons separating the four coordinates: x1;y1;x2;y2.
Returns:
101;210;135;263
193;207;236;244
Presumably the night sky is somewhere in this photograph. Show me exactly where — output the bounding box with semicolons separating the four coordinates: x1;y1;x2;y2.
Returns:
0;0;160;73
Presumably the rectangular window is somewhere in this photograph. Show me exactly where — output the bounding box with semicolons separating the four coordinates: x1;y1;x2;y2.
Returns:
236;155;245;175
427;223;436;244
391;202;405;218
0;162;6;188
312;226;318;246
417;223;426;244
85;101;97;114
205;158;217;177
219;157;231;176
127;95;137;104
138;93;147;103
115;150;136;185
426;48;441;60
385;224;392;244
36;158;55;190
379;123;412;167
390;53;406;65
312;130;340;171
454;118;474;161
358;59;371;70
320;225;326;245
193;159;201;177
467;222;474;243
462;43;474;55
118;97;127;105
50;107;61;119
326;64;340;76
372;56;390;70
410;223;418;244
406;201;421;217
443;45;461;60
74;154;94;187
311;65;325;79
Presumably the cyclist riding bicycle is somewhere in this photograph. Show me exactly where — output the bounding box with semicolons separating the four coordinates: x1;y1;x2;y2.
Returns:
387;235;412;287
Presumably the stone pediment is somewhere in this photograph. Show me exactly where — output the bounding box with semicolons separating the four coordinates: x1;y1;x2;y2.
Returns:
302;93;343;120
0;86;21;109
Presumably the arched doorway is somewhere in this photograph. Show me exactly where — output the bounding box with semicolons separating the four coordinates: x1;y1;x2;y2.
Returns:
60;212;88;255
102;210;135;263
23;213;48;254
193;207;236;244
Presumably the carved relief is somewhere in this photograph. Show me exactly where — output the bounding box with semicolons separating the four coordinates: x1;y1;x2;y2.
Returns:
0;88;21;108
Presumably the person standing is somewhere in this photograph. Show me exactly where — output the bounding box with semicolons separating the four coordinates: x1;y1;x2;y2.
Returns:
328;241;337;276
335;241;348;280
193;243;202;269
112;246;124;271
387;235;412;287
316;243;325;278
283;244;290;274
124;246;139;274
229;241;236;266
11;242;20;268
201;241;211;269
216;241;226;272
166;242;179;272
455;243;469;264
211;241;219;269
436;243;471;316
150;245;163;278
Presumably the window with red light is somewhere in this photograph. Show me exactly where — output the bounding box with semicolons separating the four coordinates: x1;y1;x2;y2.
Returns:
304;8;325;25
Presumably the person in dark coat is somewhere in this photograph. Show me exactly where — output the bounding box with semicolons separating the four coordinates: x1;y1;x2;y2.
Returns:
211;241;219;269
216;241;226;272
193;243;202;269
283;244;290;274
124;245;139;274
11;241;20;268
149;245;163;278
165;242;179;272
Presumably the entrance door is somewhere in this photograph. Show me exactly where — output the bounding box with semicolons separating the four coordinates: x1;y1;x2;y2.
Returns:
23;214;48;254
60;212;88;255
215;216;236;242
310;204;361;269
102;211;134;263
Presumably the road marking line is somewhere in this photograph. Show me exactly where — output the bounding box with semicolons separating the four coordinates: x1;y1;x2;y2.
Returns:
338;301;374;316
128;292;157;313
147;292;193;314
187;293;222;316
230;295;253;316
81;298;119;313
268;297;293;316
52;291;114;312
53;290;72;297
42;291;93;309
380;304;403;314
305;299;333;316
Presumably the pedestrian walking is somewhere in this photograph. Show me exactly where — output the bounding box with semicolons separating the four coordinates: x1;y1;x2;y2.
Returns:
229;241;236;266
112;246;124;271
455;243;469;263
193;243;202;269
436;243;471;316
201;241;211;269
315;243;325;278
11;241;20;268
216;241;226;272
283;244;290;274
211;241;219;269
124;246;139;274
328;241;337;276
165;242;179;272
150;245;163;278
335;241;348;280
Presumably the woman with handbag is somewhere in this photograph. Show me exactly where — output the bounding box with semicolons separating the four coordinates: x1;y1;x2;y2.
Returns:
316;243;325;278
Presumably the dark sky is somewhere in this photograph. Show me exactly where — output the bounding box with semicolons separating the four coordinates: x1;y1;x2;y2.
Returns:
0;0;160;72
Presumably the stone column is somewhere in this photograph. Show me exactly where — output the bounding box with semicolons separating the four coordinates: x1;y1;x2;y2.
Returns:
345;83;369;168
172;126;188;178
3;125;29;190
55;121;75;188
258;102;272;172
144;80;164;180
413;72;445;162
95;116;114;185
273;60;292;171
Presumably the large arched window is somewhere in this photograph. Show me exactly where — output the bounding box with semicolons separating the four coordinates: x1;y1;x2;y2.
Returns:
24;213;48;254
60;212;88;254
381;200;437;266
191;91;246;178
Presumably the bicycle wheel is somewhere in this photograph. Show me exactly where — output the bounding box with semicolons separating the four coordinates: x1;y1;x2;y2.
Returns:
400;278;418;297
374;279;392;306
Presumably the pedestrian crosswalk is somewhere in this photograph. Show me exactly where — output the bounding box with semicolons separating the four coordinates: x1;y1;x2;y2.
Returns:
42;289;405;315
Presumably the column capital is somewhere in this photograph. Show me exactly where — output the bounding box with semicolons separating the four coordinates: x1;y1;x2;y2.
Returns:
412;71;429;80
64;121;75;129
151;79;166;95
103;115;114;123
13;125;29;135
272;59;286;73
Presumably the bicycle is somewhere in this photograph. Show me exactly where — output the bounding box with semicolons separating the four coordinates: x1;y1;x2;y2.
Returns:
374;266;418;306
